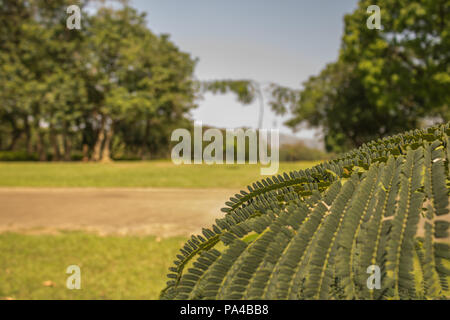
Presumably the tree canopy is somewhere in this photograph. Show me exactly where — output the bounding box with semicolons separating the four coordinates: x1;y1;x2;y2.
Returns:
286;0;449;152
0;0;197;161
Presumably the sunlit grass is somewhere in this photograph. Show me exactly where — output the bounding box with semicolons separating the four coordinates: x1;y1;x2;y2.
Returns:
0;160;320;188
1;232;448;300
0;232;186;300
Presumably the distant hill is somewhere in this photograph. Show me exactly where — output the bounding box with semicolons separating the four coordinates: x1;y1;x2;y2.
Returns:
201;124;325;151
279;133;324;151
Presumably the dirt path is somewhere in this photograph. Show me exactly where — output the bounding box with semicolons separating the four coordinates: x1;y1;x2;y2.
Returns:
1;188;448;238
0;188;238;237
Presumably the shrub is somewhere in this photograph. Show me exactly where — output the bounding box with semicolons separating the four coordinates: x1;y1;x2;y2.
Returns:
279;142;331;161
0;151;38;161
160;123;450;300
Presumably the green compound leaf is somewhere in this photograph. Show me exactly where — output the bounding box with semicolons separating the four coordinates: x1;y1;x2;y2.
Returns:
161;122;450;300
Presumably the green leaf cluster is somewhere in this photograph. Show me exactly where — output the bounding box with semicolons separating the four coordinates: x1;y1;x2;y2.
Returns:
161;122;450;300
287;0;449;152
0;1;197;161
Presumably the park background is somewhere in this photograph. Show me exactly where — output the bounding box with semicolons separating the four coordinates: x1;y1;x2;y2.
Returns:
0;0;448;299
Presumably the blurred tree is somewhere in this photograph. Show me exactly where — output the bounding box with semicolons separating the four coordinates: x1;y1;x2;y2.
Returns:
0;0;89;160
287;0;449;152
203;80;291;129
85;6;197;161
0;0;197;161
202;80;263;128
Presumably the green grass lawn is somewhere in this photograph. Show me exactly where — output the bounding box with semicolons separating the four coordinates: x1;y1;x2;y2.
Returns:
0;160;320;188
0;232;186;300
0;160;323;299
1;232;449;300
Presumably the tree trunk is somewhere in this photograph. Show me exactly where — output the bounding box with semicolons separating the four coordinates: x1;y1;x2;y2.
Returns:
7;118;21;151
33;112;47;161
101;123;114;162
7;131;21;151
255;83;264;130
63;134;71;161
49;124;60;161
82;144;89;162
81;128;90;162
92;116;105;161
36;130;47;161
62;122;72;161
24;115;32;154
140;118;151;160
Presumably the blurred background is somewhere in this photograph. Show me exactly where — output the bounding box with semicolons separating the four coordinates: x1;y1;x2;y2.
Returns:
0;0;448;299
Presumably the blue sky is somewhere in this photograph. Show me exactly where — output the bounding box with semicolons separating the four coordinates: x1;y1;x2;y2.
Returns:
131;0;359;139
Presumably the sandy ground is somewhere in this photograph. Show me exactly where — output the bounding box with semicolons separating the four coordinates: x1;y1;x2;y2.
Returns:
0;188;238;237
0;188;448;238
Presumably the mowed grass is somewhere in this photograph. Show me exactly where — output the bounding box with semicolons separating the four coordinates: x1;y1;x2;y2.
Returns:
1;232;449;300
0;160;321;299
0;160;320;188
0;232;186;300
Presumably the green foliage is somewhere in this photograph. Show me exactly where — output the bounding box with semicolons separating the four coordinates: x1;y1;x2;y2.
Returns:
0;160;319;188
203;80;256;105
0;1;197;161
279;142;330;162
0;232;185;299
203;80;291;130
287;0;450;152
0;151;38;161
161;122;450;300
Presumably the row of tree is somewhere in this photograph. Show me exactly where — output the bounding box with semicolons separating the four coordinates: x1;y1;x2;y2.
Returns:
285;0;449;152
0;0;448;160
0;0;197;161
213;0;449;152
